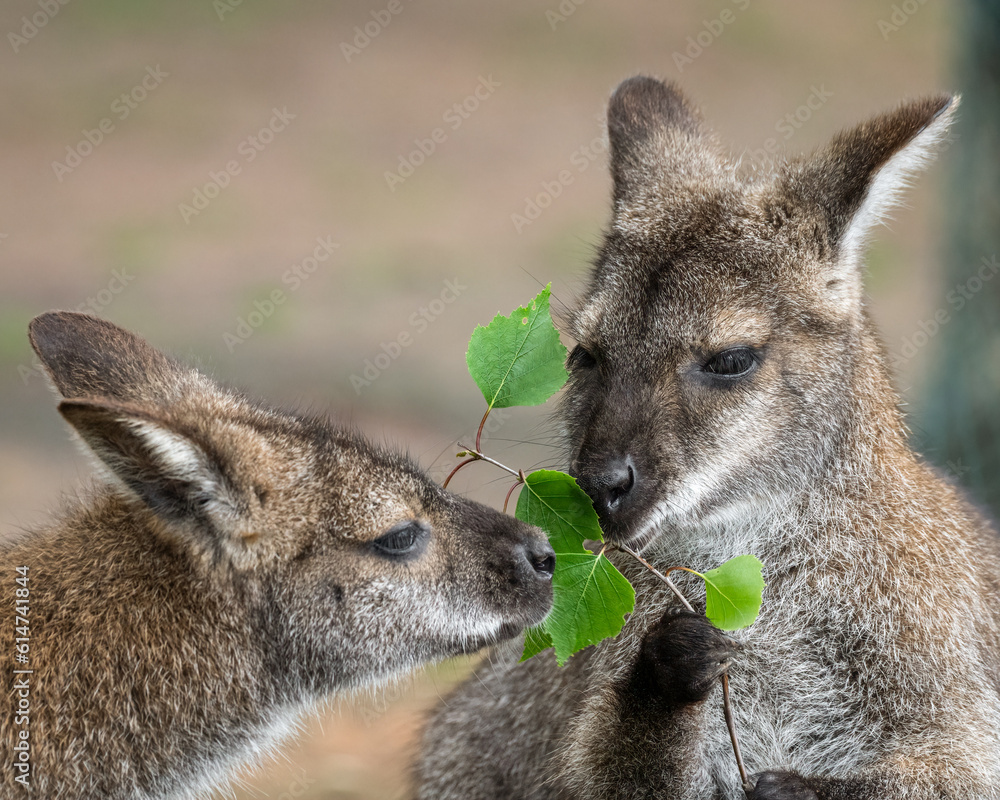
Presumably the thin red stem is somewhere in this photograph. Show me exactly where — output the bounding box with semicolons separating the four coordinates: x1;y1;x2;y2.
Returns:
442;456;478;489
475;407;490;452
502;475;524;514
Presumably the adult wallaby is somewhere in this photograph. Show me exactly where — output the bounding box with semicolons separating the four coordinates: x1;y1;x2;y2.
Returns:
0;312;554;799
415;78;1000;799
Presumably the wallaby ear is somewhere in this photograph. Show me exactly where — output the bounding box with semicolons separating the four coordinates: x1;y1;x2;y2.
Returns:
58;398;250;560
29;312;196;405
789;94;957;289
606;76;712;206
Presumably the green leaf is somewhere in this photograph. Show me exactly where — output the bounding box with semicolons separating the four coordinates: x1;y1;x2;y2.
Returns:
515;470;635;665
520;625;554;662
701;555;765;631
466;285;568;411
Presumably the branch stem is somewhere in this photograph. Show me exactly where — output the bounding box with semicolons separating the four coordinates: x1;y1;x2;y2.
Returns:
722;673;753;796
475;407;491;452
616;544;696;613
455;443;521;479
615;543;751;797
442;456;478;489
502;471;526;513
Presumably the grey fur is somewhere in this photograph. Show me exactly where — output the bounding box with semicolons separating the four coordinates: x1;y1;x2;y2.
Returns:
0;312;553;799
414;78;1000;800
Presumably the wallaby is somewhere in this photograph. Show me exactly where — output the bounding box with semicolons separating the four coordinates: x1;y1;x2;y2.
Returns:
0;312;554;799
415;77;1000;800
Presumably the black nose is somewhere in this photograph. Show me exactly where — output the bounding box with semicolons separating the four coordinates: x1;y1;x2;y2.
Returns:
587;455;637;517
522;538;555;579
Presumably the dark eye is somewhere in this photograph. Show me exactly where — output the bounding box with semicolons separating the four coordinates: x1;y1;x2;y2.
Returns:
371;521;427;559
702;347;759;379
568;344;598;371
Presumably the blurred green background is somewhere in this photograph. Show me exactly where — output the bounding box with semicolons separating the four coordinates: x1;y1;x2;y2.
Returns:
1;1;992;798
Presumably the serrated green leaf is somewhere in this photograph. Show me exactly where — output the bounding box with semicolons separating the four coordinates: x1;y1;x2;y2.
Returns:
702;555;765;631
516;469;635;665
520;625;554;662
466;285;568;411
515;469;604;552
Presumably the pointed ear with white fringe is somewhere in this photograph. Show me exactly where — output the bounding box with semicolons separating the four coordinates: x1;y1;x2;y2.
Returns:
784;94;957;310
58;398;253;564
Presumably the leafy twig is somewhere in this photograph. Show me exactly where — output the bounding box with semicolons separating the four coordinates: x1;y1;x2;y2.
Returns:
449;287;762;795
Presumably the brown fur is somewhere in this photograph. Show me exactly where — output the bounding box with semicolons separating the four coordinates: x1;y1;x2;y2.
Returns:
1;312;553;799
414;78;1000;799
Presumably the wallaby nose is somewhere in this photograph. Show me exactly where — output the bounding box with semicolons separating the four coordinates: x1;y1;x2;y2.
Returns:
520;538;555;579
588;455;637;517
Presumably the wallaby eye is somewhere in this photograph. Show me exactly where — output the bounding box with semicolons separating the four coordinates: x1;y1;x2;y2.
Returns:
568;344;598;371
371;520;428;559
701;347;759;379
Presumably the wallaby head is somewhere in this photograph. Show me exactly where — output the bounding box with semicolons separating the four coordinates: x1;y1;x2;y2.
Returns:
567;76;956;548
28;312;554;684
6;312;553;798
413;80;1000;800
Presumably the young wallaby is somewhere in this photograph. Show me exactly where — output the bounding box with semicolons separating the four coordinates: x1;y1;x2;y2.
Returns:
0;312;554;799
414;78;1000;799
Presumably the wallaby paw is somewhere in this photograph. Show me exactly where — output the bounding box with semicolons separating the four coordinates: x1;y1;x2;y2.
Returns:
749;771;819;800
634;610;737;705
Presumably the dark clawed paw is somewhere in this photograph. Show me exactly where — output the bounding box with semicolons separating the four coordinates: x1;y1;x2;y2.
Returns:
634;610;738;705
749;771;819;800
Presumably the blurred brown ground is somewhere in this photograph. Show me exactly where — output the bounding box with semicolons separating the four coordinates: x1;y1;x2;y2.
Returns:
0;1;954;797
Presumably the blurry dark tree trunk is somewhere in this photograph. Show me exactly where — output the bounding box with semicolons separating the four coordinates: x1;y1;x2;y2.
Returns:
919;0;1000;516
